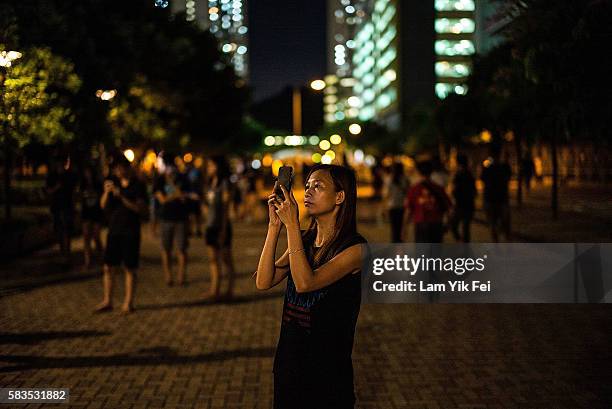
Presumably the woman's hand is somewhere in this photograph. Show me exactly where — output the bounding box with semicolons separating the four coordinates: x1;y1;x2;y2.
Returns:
274;185;299;228
267;183;281;227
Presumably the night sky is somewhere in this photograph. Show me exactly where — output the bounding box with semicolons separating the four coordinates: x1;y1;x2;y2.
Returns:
248;0;327;102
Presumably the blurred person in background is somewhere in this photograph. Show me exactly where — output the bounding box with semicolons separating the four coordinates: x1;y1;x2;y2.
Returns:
384;162;409;242
154;166;191;286
185;161;204;237
203;156;235;302
481;147;512;242
520;153;535;194
79;165;104;269
449;153;476;243
95;157;148;314
371;162;385;226
431;155;450;189
402;160;452;243
46;156;77;260
149;168;162;237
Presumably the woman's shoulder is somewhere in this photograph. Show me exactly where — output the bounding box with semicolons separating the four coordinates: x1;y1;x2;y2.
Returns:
338;232;367;253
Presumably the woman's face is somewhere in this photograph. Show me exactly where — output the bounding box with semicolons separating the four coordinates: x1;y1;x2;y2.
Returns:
304;169;342;217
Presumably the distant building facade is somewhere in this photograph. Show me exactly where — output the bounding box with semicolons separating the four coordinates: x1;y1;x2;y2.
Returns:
169;0;249;80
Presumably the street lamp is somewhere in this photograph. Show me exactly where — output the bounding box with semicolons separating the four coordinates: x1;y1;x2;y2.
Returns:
95;89;117;101
310;79;326;91
292;79;325;135
348;123;362;135
0;50;22;68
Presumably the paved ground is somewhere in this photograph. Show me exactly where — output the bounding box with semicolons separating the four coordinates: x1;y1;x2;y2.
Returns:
1;201;611;408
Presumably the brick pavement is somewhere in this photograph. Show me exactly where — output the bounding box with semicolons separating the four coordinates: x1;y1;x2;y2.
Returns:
1;211;611;408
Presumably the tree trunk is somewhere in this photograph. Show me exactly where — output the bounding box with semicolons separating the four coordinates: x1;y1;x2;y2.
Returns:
3;141;12;220
551;132;558;220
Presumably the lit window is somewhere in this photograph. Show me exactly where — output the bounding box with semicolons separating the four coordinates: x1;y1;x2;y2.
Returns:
435;39;475;56
435;0;475;11
436;61;470;77
435;18;475;34
435;83;468;98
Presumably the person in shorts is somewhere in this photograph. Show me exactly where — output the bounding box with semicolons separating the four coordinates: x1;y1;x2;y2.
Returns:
154;166;190;286
95;157;148;314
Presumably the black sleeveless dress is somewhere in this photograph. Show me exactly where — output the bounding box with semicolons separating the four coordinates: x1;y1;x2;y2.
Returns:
273;232;367;409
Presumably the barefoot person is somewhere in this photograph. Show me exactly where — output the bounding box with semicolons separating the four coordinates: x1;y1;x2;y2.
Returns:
154;166;190;286
95;157;148;314
254;164;367;409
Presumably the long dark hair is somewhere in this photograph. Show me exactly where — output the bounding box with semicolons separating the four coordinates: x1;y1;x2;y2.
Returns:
208;155;231;187
302;164;358;266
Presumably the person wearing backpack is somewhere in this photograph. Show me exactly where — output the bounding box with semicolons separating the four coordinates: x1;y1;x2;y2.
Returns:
401;159;452;243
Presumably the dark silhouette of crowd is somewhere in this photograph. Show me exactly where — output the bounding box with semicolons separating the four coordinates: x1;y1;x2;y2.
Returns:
43;148;513;313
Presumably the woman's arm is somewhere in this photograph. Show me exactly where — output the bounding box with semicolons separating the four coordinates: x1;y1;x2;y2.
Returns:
285;222;361;293
276;185;362;293
100;180;114;209
254;224;290;289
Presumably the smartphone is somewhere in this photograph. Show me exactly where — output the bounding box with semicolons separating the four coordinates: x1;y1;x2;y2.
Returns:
275;166;293;200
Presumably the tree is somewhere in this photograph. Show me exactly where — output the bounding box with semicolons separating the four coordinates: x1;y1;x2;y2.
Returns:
493;0;610;218
1;46;81;219
4;0;248;153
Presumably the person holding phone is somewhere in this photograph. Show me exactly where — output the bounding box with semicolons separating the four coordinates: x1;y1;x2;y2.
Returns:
95;157;148;314
254;164;367;409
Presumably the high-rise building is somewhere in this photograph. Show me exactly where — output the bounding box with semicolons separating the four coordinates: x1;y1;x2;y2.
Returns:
434;0;477;99
345;0;496;131
168;0;249;80
324;0;368;124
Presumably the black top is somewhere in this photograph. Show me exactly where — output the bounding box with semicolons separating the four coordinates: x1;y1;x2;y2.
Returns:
452;168;476;210
104;177;148;235
273;231;367;408
46;171;77;211
481;162;511;204
153;175;190;222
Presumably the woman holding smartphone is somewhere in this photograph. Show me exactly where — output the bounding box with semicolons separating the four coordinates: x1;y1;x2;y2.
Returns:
254;164;367;409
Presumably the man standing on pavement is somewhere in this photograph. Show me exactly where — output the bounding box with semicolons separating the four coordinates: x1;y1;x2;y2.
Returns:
95;157;148;314
45;157;77;260
481;147;512;242
449;153;477;243
153;166;190;286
